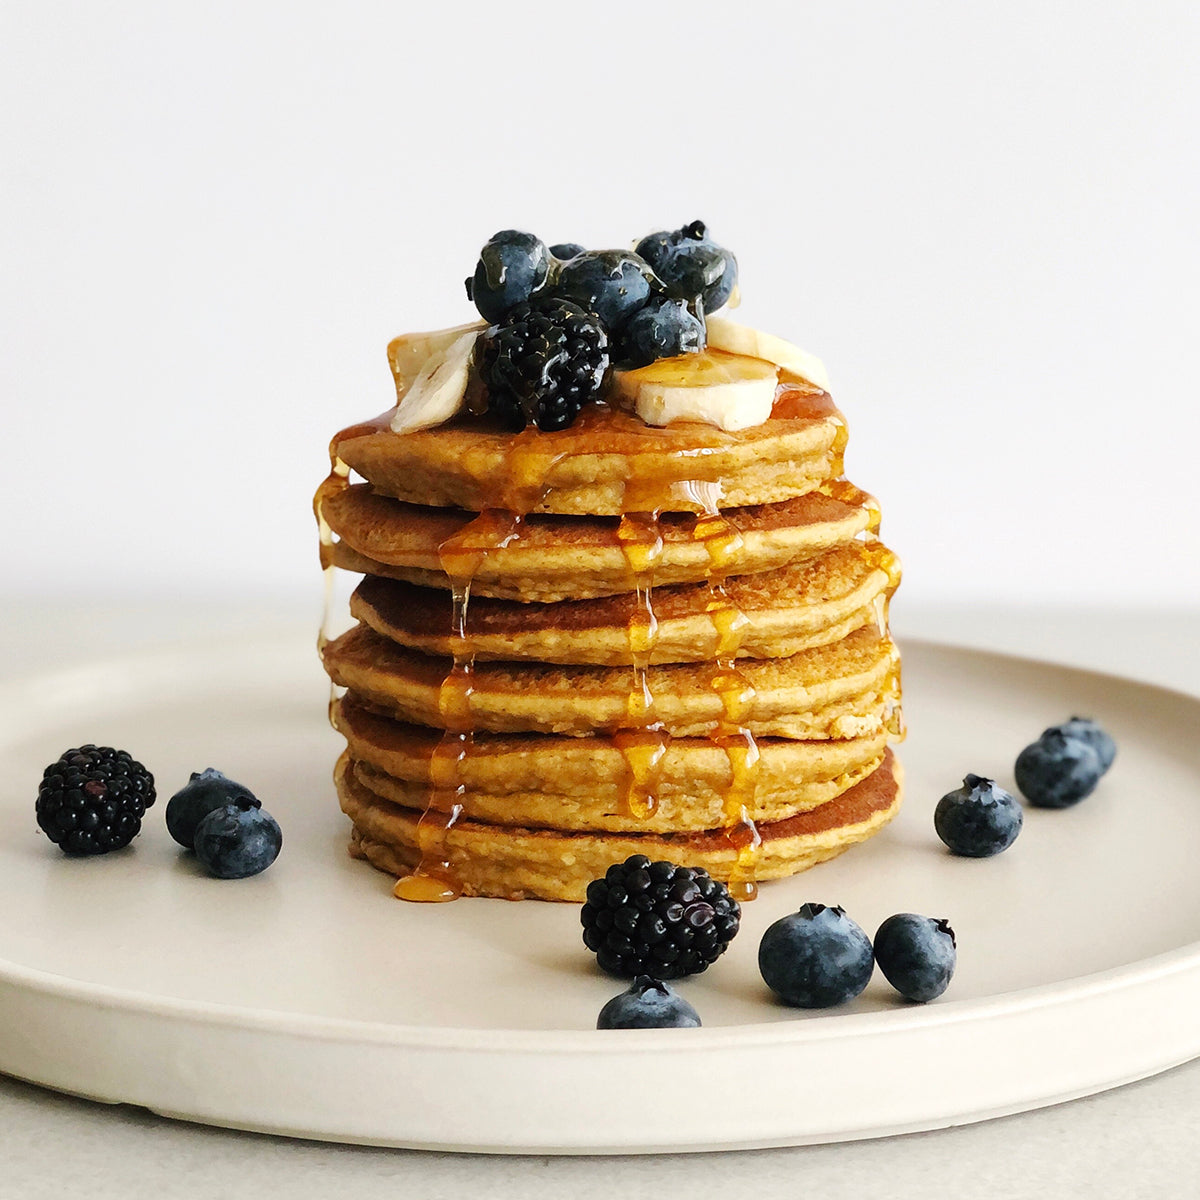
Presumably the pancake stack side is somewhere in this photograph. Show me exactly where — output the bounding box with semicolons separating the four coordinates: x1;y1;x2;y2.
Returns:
317;374;903;902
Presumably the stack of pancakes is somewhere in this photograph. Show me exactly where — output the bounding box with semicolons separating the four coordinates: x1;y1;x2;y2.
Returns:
317;375;903;902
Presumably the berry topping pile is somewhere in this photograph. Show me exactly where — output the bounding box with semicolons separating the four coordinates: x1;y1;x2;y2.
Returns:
36;746;155;855
467;222;738;430
580;854;741;979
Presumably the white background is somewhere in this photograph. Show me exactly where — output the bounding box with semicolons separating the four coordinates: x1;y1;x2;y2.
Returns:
3;0;1198;609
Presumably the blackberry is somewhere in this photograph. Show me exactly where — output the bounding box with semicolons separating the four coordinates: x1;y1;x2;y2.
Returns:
480;299;609;432
580;855;741;979
36;745;156;856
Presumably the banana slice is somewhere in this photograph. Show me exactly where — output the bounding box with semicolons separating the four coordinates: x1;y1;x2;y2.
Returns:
705;316;829;391
387;321;485;394
389;328;480;434
611;350;779;433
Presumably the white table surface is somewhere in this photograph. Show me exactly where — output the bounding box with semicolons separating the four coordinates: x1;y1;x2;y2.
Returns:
2;598;1198;1198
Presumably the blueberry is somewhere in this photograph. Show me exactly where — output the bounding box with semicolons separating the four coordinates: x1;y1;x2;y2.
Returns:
635;220;738;313
193;801;282;879
554;250;655;331
874;914;957;1003
166;768;259;849
934;774;1023;857
596;975;701;1028
466;230;550;323
549;242;585;261
1045;716;1116;774
619;297;706;366
758;903;874;1008
1015;729;1104;808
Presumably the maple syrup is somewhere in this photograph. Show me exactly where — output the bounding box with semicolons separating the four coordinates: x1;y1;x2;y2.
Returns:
394;514;520;901
613;508;668;819
319;385;885;903
819;478;882;534
686;484;763;901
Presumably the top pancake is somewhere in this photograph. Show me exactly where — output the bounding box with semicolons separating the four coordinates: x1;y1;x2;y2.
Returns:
331;384;846;516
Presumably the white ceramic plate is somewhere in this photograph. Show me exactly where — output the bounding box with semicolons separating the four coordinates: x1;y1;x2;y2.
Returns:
1;636;1198;1154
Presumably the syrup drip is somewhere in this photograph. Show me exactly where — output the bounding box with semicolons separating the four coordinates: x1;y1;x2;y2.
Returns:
315;409;396;653
381;423;564;901
689;482;762;902
394;512;523;902
314;456;351;655
883;637;905;741
614;510;667;819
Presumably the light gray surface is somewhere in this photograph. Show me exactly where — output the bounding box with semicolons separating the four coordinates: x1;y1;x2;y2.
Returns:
2;600;1199;1197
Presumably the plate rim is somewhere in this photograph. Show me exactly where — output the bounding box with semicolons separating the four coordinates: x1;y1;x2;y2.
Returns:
2;633;1199;1051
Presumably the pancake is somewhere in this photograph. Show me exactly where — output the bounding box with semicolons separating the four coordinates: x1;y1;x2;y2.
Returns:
350;755;885;834
332;383;846;516
349;540;901;665
321;484;876;602
322;623;900;739
336;749;903;901
333;694;890;832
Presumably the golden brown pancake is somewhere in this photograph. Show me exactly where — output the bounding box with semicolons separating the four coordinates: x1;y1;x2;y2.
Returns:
332;385;846;516
322;623;900;739
317;340;902;901
351;756;885;835
333;694;890;832
321;484;876;602
349;540;900;665
336;749;903;901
